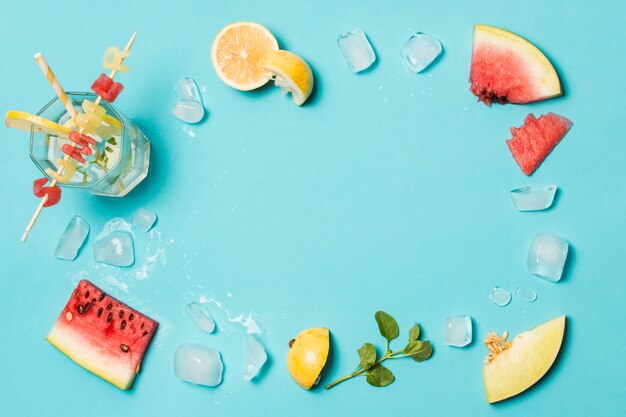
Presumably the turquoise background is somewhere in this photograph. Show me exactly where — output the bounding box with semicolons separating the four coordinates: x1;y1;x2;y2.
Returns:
1;0;624;415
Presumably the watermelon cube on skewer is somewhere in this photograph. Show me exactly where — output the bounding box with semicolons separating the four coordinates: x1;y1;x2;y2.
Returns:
47;280;158;390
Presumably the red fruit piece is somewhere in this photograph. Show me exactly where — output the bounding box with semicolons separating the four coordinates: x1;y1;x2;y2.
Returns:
506;112;572;176
62;131;96;163
46;279;159;390
91;73;124;102
33;177;62;207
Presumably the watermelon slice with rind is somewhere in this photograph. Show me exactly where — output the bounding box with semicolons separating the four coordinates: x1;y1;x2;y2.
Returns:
47;280;158;390
507;112;572;176
470;25;562;106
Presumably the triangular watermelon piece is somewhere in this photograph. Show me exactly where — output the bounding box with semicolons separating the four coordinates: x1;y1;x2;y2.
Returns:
506;112;572;175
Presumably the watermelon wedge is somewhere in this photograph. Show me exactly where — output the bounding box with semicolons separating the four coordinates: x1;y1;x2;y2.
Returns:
47;280;158;390
506;112;572;176
470;25;562;106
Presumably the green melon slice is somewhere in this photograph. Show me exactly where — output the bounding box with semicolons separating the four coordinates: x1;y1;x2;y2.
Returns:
47;280;158;390
470;24;562;106
483;315;566;403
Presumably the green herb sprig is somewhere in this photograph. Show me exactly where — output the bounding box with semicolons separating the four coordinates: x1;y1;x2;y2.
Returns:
324;311;433;389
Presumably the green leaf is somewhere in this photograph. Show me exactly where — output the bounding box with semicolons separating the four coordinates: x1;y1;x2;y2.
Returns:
408;323;420;341
365;364;395;387
105;146;113;153
375;311;399;342
406;340;433;362
357;343;377;370
108;137;117;145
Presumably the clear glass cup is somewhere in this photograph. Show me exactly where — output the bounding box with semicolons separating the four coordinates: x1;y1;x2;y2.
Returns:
29;92;150;197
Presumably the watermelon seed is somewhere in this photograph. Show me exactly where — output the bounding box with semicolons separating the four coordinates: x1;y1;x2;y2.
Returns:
98;293;106;301
142;330;148;336
107;312;113;322
106;303;113;311
129;313;134;321
97;307;103;317
83;303;91;313
77;304;84;314
140;323;145;329
91;298;96;305
73;290;80;298
120;344;129;353
121;320;127;330
84;291;90;298
66;312;73;321
119;311;124;319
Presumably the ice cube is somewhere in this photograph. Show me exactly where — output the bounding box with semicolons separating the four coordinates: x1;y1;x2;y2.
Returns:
132;208;157;233
527;233;569;282
516;287;537;302
55;215;89;260
510;185;557;211
174;344;223;387
244;335;267;381
490;286;511;307
186;302;215;333
93;231;135;267
337;30;376;73
444;315;472;347
400;32;442;74
172;77;205;124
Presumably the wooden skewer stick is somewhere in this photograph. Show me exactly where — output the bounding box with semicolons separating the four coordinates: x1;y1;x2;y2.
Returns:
21;32;137;242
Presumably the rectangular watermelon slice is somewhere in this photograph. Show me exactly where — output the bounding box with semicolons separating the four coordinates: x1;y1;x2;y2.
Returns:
47;280;158;390
506;112;572;176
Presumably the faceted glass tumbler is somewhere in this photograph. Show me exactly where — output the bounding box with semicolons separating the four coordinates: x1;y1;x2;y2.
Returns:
30;92;150;197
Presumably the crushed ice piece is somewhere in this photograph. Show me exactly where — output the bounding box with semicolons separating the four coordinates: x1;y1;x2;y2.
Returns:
490;286;511;307
93;230;135;267
186;302;215;333
55;215;89;260
172;77;205;124
510;185;557;211
132;208;157;233
198;296;261;334
244;335;267;380
444;315;472;347
182;124;196;137
174;344;223;387
516;287;537;302
400;32;442;74
337;30;376;73
527;233;569;282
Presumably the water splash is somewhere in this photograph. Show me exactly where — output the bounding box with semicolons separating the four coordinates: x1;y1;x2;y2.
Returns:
199;296;261;334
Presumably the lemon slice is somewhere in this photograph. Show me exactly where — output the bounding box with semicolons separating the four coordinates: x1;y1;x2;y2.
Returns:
5;110;71;138
211;22;279;91
257;50;314;106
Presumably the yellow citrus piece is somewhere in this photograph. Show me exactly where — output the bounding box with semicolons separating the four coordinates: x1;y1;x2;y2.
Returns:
5;110;71;138
257;50;314;106
211;22;279;91
286;327;330;389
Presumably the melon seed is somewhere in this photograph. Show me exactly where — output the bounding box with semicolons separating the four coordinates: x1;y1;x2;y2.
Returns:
142;330;148;336
98;293;106;301
84;290;90;298
73;289;80;298
66;312;73;321
140;323;145;329
77;304;84;314
83;303;91;313
119;310;124;319
91;298;96;305
121;320;127;330
129;313;134;321
107;312;113;322
106;303;113;311
97;307;103;317
120;344;129;353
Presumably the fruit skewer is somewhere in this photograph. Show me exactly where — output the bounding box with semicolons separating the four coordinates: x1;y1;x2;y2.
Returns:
21;32;137;242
